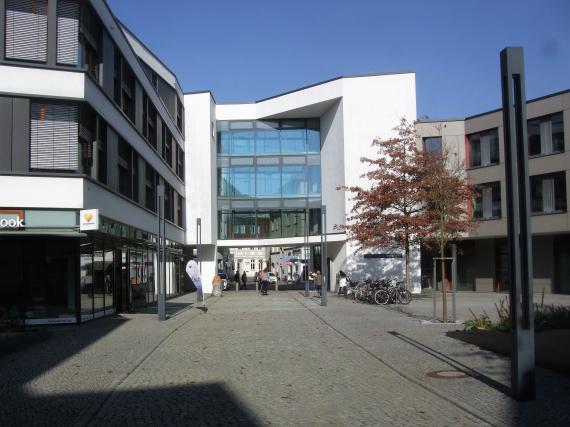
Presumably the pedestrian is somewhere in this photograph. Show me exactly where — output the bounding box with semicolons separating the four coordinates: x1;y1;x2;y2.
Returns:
212;275;222;297
254;271;260;293
241;271;247;290
260;270;269;295
338;270;347;295
315;270;322;297
234;271;240;290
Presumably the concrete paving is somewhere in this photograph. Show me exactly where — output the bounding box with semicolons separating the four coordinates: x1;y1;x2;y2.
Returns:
1;291;569;426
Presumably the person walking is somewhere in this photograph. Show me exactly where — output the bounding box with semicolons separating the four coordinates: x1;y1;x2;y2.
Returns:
241;271;247;290
260;270;269;295
337;270;347;295
315;270;322;297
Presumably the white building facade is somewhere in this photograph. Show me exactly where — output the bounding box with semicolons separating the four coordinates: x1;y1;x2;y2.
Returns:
185;74;421;294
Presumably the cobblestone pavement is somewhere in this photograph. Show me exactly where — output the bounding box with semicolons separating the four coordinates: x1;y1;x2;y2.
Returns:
1;291;569;426
384;291;570;322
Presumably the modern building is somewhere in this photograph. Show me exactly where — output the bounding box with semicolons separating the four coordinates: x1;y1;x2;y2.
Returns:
416;89;570;294
184;73;419;295
0;0;186;324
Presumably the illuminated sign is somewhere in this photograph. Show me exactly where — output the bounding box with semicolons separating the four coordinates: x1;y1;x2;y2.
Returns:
0;210;25;229
80;209;99;231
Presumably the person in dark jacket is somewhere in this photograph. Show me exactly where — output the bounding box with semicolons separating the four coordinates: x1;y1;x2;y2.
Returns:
234;271;240;290
241;271;247;290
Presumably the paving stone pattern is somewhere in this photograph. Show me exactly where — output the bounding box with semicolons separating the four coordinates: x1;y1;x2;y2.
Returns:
1;292;569;426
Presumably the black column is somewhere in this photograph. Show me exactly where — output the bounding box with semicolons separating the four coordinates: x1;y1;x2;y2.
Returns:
500;46;535;401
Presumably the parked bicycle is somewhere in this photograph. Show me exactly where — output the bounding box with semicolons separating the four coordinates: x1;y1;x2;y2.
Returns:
374;280;412;305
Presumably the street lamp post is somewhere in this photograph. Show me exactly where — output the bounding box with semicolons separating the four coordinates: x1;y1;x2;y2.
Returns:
156;185;165;321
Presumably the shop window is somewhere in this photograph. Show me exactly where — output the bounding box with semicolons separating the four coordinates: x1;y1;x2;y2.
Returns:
528;112;564;156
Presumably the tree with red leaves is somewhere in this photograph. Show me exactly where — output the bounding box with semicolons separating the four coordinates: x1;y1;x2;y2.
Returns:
338;118;430;290
421;146;478;321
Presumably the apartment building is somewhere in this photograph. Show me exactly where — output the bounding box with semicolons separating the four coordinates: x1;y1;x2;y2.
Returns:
417;90;570;294
0;0;186;324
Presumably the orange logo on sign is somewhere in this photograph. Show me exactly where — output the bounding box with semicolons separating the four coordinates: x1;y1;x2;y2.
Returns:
84;212;93;223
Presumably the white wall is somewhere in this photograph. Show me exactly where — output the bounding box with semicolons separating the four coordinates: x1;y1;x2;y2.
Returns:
0;176;84;208
184;92;217;244
0;65;84;99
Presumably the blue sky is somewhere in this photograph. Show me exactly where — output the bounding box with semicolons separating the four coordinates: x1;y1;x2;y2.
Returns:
108;0;570;119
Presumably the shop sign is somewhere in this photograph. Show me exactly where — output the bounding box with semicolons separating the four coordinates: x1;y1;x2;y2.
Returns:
0;210;25;229
80;209;99;231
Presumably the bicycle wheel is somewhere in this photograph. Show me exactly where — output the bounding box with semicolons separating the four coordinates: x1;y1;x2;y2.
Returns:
355;288;366;302
374;289;389;305
398;289;412;305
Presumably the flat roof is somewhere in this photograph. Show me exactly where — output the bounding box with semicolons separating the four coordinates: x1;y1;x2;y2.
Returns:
184;71;415;105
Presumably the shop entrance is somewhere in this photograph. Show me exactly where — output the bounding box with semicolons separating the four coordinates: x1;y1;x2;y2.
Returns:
113;247;128;313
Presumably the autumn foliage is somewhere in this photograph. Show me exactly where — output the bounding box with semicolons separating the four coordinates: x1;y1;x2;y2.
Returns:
338;118;477;301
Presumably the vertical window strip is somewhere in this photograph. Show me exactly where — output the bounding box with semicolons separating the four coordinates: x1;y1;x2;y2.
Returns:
56;0;79;65
5;0;48;62
542;178;555;214
540;120;553;155
482;186;493;219
480;135;491;166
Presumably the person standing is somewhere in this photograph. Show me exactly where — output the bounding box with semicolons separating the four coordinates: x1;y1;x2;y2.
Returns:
338;270;347;295
241;271;247;290
260;269;269;295
234;271;240;290
315;270;322;297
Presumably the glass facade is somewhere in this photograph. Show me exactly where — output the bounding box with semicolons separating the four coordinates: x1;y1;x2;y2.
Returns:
217;119;322;240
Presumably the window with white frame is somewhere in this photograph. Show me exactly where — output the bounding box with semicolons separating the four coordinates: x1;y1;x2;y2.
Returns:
468;129;499;168
528;112;564;156
530;172;566;214
473;181;501;219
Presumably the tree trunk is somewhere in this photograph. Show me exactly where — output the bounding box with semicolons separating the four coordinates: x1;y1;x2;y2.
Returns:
405;238;410;291
440;243;447;322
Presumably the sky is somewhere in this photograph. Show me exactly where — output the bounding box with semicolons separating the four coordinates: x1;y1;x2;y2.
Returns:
108;0;570;119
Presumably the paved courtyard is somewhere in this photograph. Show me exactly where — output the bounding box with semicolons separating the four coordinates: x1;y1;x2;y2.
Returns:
1;291;570;426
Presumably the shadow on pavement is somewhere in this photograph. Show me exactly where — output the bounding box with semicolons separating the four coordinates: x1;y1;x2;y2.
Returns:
387;330;511;396
80;382;262;427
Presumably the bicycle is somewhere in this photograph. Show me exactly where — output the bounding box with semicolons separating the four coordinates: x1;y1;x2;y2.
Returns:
374;281;412;305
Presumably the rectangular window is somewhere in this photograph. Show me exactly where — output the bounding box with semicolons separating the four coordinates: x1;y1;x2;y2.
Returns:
97;120;107;184
177;193;184;227
30;103;79;170
473;182;501;220
232;167;255;197
281;165;307;197
132;152;139;203
113;54;135;123
531;172;566;214
80;4;102;82
423;137;442;156
528;112;564;156
468;129;499;168
56;0;79;65
176;145;184;179
164;184;174;222
256;166;281;197
5;0;48;63
145;163;156;212
162;124;172;167
118;138;133;198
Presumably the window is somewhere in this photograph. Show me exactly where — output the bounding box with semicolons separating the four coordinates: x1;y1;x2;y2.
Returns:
531;172;566;214
80;3;102;81
177;193;184;227
30;103;79;170
145;163;156;212
113;53;135;123
256;166;281;197
423;137;443;156
281;165;307;197
79;106;96;172
176;145;185;179
118;138;133;198
97;120;107;184
176;96;184;132
164;184;174;222
132;152;139;202
473;182;501;220
250;259;255;270
143;94;157;148
56;0;79;65
162;124;172;167
528;112;564;156
5;0;48;63
468;129;499;168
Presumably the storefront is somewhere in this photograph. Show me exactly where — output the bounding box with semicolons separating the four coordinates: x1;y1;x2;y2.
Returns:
0;209;186;325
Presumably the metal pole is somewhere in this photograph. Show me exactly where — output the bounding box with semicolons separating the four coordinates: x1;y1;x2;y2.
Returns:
501;47;535;401
304;215;309;297
156;185;165;321
321;206;327;307
196;218;204;306
161;190;166;315
452;243;457;322
432;258;436;322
